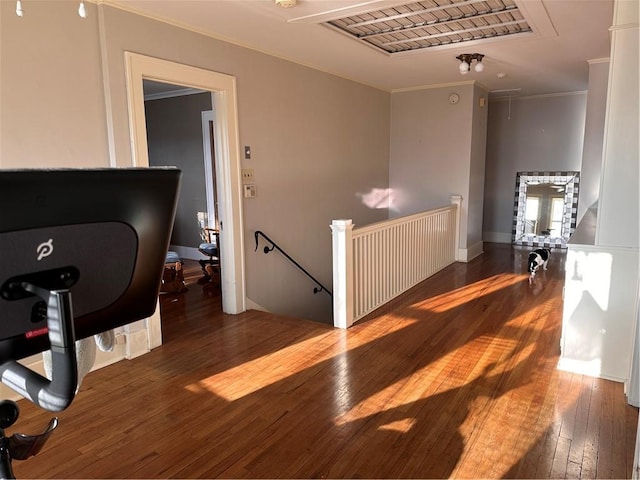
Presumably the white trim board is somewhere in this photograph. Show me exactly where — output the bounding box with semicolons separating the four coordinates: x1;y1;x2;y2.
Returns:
124;52;246;318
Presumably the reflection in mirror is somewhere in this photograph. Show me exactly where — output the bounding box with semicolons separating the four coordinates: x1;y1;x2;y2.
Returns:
512;171;580;248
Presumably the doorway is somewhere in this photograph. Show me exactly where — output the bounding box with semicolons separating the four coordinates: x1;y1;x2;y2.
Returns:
143;83;218;261
144;82;212;257
124;52;247;346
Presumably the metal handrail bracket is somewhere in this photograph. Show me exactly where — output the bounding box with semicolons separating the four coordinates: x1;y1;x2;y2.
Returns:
254;231;332;298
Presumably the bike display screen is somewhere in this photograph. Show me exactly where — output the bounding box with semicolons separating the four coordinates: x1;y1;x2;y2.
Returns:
0;168;181;363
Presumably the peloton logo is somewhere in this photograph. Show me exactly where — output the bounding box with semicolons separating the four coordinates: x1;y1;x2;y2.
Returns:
36;239;54;261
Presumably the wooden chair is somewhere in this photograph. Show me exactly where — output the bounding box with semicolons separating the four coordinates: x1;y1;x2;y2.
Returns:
197;212;219;283
160;251;187;294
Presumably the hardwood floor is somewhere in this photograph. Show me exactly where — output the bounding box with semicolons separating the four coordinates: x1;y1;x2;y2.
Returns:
10;244;638;478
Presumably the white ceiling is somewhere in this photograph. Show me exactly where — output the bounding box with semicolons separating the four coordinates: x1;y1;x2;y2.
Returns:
105;0;614;96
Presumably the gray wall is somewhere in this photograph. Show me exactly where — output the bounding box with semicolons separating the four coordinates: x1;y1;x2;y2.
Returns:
389;85;474;219
483;94;587;242
145;93;212;249
0;1;390;324
0;1;109;168
389;83;488;257
468;85;489;252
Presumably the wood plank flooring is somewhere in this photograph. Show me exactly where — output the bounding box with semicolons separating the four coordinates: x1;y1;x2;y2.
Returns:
10;243;639;478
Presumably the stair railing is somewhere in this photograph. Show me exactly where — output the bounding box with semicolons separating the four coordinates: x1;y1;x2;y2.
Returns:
254;231;332;298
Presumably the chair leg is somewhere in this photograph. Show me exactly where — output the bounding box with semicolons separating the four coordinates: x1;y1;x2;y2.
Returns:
198;258;219;285
204;264;217;277
198;259;208;277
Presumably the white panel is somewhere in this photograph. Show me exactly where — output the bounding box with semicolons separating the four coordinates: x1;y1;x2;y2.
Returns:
560;245;640;381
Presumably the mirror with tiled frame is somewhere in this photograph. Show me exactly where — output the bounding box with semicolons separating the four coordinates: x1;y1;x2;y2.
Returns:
512;171;580;248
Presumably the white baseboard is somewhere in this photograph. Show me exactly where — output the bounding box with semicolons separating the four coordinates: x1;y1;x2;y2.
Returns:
93;337;127;370
467;241;484;261
246;297;269;312
483;231;512;244
457;241;484;263
125;330;150;359
557;357;626;383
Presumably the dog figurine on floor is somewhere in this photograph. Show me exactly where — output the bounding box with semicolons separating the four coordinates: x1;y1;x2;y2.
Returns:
528;248;550;283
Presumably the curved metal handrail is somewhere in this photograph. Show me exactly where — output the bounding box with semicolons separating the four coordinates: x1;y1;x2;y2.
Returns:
254;231;332;298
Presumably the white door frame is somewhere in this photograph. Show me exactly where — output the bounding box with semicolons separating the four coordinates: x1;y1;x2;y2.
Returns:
124;52;246;328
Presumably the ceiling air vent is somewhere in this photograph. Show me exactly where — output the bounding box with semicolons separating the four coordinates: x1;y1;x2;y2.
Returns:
324;0;532;54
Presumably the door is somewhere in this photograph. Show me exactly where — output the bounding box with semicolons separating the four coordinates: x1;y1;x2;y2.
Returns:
124;52;247;348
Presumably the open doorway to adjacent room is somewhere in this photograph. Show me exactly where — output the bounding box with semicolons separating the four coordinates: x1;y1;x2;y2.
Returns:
124;52;246;348
143;80;223;341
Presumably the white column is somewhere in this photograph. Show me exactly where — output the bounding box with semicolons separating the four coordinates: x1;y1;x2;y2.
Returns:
596;0;639;248
451;195;463;262
331;219;354;329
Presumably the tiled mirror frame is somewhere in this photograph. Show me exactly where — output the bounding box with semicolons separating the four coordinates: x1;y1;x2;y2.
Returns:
512;171;580;249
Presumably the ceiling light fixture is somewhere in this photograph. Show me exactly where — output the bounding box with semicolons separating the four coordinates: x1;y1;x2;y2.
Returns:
456;53;485;75
14;0;87;18
275;0;297;7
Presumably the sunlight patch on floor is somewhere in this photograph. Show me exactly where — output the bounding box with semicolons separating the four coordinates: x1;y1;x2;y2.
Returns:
332;293;557;432
416;274;524;313
333;334;519;427
186;315;417;401
378;417;417;433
